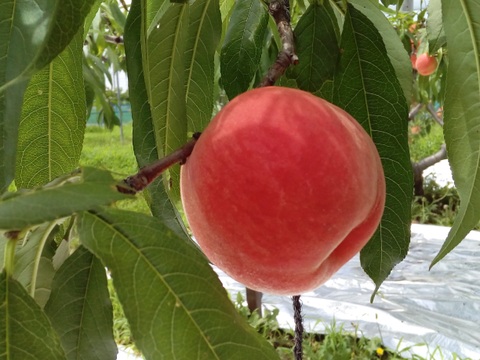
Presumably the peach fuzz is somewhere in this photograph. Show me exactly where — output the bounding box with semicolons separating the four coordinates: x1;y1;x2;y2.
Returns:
180;87;386;295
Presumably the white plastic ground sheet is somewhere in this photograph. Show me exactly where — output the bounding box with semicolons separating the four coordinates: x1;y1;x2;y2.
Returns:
219;223;480;359
117;223;480;359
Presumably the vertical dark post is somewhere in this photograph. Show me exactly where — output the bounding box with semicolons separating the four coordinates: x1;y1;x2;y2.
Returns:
292;295;303;360
246;288;263;317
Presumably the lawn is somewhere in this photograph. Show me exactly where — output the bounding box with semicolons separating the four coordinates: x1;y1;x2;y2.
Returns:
80;124;150;214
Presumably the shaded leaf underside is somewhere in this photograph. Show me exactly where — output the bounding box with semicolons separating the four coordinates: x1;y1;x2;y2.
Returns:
431;0;480;266
45;246;117;360
333;5;412;297
78;208;279;360
0;271;65;359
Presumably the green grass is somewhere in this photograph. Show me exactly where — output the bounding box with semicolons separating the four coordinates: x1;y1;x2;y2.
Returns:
411;180;459;227
81;124;136;176
80;124;150;214
408;117;445;163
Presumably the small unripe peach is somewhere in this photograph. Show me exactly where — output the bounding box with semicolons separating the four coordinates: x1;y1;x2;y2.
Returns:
415;53;437;76
181;87;386;295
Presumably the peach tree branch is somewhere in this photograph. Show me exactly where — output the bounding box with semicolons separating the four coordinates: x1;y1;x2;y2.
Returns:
413;143;447;179
117;133;200;194
259;0;298;87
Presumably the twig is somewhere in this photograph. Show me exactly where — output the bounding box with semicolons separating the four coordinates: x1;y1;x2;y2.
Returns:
426;102;444;126
118;0;129;12
292;295;304;360
117;133;201;194
412;143;447;179
408;103;423;120
259;0;298;87
104;35;124;45
412;144;447;196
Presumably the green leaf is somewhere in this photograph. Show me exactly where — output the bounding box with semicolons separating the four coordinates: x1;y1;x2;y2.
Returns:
45;246;117;360
83;0;104;39
333;4;412;298
219;0;235;22
107;2;127;33
82;61;121;130
34;1;97;72
0;81;28;192
0;271;65;359
124;0;189;238
125;0;157;169
16;30;86;188
0;167;128;231
220;0;269;99
0;2;52;93
427;0;446;53
0;0;96;191
146;3;189;206
77;208;279;360
0;0;94;92
185;0;222;132
430;0;480;267
145;1;171;34
257;22;280;84
349;0;412;104
0;225;56;308
12;223;58;308
286;2;340;100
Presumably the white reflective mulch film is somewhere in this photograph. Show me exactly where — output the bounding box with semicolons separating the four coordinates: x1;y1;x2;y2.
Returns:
218;223;480;359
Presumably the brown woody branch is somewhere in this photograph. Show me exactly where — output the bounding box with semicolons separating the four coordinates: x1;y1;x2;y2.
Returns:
117;133;201;194
104;35;124;45
259;0;298;87
119;0;129;12
409;103;423;120
427;102;444;126
412;144;447;196
413;143;447;179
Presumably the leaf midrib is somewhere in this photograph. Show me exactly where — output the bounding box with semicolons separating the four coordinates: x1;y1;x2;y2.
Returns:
74;253;95;359
48;62;54;182
165;5;187;156
88;212;221;360
185;0;211;100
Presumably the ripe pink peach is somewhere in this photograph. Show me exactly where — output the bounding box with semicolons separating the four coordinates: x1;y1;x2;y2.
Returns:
181;87;385;295
415;53;437;76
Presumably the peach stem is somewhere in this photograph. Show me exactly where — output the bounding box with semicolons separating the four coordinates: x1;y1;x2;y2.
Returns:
117;133;201;194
